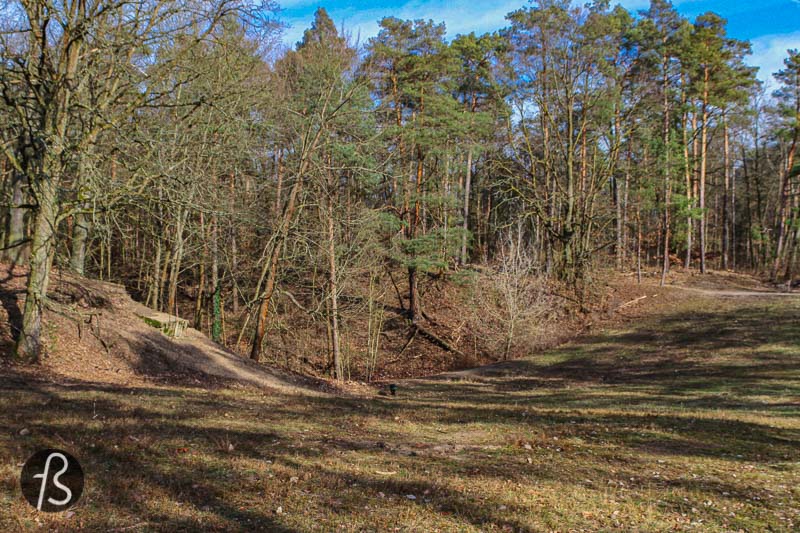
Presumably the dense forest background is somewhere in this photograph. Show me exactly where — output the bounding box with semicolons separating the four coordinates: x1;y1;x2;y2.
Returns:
1;0;798;380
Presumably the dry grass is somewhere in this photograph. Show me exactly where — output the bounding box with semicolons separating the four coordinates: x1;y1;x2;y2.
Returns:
0;289;798;531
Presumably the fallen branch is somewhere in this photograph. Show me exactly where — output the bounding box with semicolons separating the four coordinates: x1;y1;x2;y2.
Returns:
398;327;418;355
109;523;150;532
416;324;464;357
617;295;647;311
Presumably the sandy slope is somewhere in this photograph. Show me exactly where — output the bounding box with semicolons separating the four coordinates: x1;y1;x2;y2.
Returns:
0;263;323;395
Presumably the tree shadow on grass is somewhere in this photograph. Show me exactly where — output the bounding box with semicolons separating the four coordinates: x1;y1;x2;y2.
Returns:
428;300;800;398
1;370;796;531
0;379;296;531
0;298;798;530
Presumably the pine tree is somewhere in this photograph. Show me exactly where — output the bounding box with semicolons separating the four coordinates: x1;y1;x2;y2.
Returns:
636;0;687;283
772;50;800;279
367;18;463;322
684;12;739;273
451;32;507;265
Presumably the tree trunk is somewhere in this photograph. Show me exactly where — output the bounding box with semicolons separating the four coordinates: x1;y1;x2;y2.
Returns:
14;177;58;362
772;111;798;280
731;134;737;270
211;214;222;342
620;150;630;271
660;59;671;286
785;206;800;281
326;198;342;380
408;266;420;321
194;212;206;329
250;175;303;362
2;171;29;265
699;72;710;274
615;173;623;271
741;145;755;268
229;173;239;315
636;189;642;285
684;102;693;269
167;209;187;317
251;116;327;361
69;212;92;276
722;114;731;270
460;147;473;265
407;154;424;322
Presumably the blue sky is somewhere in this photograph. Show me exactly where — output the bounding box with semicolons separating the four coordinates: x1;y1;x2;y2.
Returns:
274;0;800;85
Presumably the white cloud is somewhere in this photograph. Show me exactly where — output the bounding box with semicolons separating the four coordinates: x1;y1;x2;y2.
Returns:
750;31;800;87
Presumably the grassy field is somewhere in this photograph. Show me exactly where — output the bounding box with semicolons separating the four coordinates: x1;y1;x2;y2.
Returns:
1;291;798;531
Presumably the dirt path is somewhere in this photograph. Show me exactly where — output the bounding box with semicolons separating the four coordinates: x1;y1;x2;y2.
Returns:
667;285;800;297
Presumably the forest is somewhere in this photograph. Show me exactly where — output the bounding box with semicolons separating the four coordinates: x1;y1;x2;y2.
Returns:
0;0;798;380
